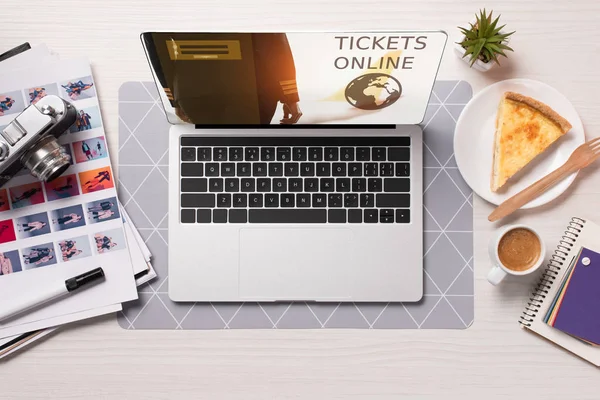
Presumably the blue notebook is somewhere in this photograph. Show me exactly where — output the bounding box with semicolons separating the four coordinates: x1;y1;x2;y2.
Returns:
545;247;600;346
520;217;600;366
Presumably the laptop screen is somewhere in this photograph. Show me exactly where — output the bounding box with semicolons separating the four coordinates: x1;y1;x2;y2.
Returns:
141;32;446;126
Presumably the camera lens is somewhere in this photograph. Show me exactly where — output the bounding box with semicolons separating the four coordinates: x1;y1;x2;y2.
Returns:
21;136;71;182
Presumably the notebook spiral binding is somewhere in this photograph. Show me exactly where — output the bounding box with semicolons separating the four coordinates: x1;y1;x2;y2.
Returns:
519;217;586;327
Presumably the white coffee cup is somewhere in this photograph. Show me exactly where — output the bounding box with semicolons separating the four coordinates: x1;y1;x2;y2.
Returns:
487;224;546;286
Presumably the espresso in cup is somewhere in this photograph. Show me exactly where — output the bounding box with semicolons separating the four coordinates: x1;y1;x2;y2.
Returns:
487;224;546;286
497;227;542;272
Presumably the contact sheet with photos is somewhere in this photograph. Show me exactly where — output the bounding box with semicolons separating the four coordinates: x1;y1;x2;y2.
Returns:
0;202;156;359
0;58;137;339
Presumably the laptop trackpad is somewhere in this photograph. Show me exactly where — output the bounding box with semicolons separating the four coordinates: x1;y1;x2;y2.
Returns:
239;228;352;300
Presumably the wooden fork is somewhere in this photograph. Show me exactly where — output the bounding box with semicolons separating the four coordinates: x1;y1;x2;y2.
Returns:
489;137;600;222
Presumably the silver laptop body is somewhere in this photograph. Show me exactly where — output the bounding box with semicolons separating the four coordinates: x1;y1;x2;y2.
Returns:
142;31;446;302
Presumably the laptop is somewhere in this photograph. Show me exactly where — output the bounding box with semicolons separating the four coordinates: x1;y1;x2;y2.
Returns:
141;32;446;302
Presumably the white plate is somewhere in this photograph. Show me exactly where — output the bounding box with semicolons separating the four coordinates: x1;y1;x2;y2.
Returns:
454;79;585;208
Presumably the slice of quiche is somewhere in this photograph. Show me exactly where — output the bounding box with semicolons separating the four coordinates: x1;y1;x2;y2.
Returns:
491;92;572;192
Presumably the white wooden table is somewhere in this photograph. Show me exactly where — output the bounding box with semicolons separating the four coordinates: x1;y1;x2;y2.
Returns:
3;1;600;398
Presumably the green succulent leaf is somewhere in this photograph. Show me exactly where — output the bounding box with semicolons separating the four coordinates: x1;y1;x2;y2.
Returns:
492;24;506;36
497;43;514;52
459;9;515;67
458;27;470;35
477;10;486;39
460;39;483;47
471;39;487;66
488;15;500;35
484;12;496;37
485;37;505;43
487;43;507;57
494;33;513;41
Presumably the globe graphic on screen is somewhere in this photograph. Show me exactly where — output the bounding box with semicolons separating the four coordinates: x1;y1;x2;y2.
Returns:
344;73;402;110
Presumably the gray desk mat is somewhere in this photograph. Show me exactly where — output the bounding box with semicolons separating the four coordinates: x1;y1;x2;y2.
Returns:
117;80;473;329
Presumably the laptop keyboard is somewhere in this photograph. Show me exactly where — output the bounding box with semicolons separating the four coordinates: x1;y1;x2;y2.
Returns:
179;137;411;224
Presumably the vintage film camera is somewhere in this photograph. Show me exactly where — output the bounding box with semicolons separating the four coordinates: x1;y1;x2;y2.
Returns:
0;95;76;187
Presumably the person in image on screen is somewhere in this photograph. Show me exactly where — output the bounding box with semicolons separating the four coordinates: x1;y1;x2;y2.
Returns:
29;87;47;104
0;97;15;116
62;80;94;100
252;33;302;125
79;110;92;130
17;220;47;233
30;254;53;266
59;240;82;261
13;187;40;202
59;240;76;259
73;113;82;131
95;234;117;253
81;141;92;159
23;248;54;266
31;247;52;257
96;141;102;156
59;239;75;252
83;170;110;190
62;244;82;261
91;210;115;221
88;200;114;213
0;253;14;275
52;213;82;226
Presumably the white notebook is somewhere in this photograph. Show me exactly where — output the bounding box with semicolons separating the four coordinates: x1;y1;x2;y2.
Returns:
520;217;600;366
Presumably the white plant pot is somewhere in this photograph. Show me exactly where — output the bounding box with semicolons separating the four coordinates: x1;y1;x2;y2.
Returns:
454;41;496;72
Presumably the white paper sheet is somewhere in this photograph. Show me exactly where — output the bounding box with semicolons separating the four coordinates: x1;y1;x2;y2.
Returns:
0;303;121;359
0;58;137;339
0;44;58;74
0;215;155;359
120;204;156;285
0;213;155;356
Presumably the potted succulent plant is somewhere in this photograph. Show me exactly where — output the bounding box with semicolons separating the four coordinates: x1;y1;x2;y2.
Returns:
455;9;515;71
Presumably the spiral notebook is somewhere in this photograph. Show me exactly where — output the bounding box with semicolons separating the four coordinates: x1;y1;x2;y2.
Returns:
520;217;600;366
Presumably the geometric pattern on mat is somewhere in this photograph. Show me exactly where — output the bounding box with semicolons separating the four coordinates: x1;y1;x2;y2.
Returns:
117;80;473;329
